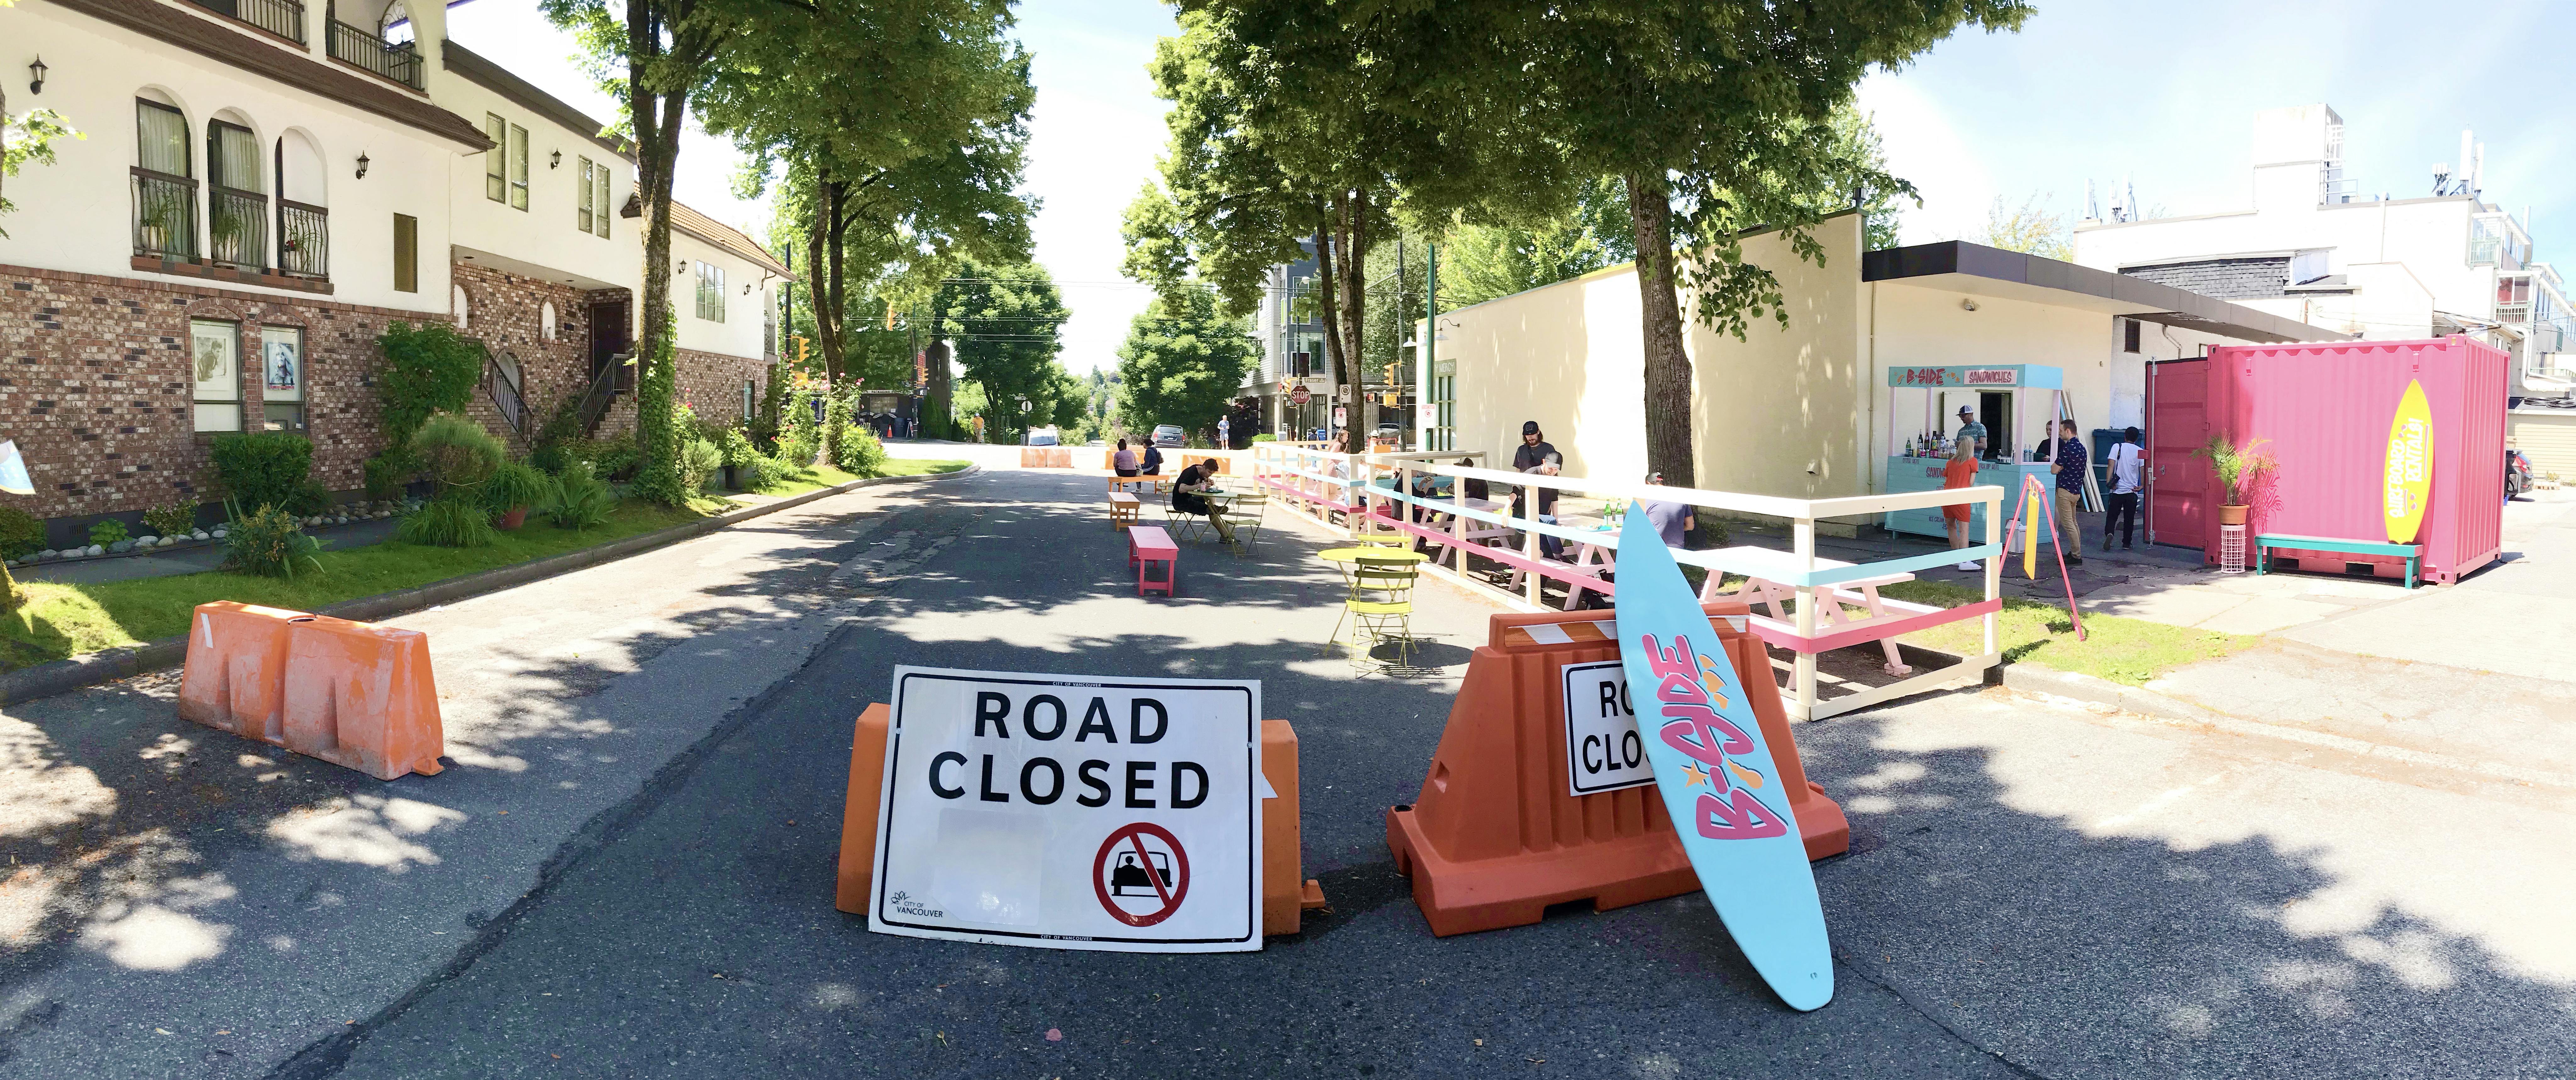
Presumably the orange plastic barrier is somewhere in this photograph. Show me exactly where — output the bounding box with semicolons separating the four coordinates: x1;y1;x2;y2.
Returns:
176;602;446;781
835;705;1326;935
1385;603;1848;937
177;601;303;743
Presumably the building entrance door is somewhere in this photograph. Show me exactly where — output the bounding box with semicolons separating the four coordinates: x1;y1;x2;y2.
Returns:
588;297;631;389
2145;358;2212;548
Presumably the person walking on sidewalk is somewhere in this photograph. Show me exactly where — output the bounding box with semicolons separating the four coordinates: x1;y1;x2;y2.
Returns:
2104;426;2143;550
1943;434;1983;571
2047;419;2086;566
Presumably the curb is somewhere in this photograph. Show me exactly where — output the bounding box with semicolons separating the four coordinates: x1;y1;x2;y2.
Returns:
1992;662;2211;723
0;465;981;707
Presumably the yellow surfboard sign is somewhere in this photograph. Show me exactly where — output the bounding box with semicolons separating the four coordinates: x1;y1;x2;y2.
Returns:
2383;380;2434;543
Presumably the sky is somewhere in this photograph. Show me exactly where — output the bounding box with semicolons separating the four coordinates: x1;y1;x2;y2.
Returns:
449;0;2575;373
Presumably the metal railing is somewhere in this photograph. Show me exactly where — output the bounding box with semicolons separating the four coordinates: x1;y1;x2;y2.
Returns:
575;354;629;437
485;348;527;436
208;186;269;270
278;199;327;278
187;0;306;42
328;20;423;89
131;168;199;261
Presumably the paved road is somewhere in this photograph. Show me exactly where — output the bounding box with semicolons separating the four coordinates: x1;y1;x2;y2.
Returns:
275;467;2570;1079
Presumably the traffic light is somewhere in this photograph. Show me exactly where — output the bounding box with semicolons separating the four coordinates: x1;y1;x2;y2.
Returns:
1383;362;1397;387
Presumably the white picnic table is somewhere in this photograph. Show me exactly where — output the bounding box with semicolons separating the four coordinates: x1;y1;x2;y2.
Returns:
1696;545;1915;676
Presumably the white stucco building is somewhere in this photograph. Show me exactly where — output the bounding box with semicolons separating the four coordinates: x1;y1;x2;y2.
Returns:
2074;104;2566;396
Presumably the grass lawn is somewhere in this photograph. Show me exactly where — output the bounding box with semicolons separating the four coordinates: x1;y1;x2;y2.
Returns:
0;457;975;671
1875;579;2253;686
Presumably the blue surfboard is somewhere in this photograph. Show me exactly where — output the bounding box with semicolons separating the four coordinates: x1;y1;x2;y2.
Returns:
1610;504;1833;1010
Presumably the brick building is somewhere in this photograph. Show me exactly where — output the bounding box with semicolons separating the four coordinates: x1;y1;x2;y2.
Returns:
1;0;790;541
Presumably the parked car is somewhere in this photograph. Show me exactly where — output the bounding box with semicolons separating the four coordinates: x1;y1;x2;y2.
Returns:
1024;427;1061;447
2507;448;2533;500
1151;424;1187;448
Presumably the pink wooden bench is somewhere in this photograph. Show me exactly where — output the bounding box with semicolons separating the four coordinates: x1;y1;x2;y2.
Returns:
1128;525;1178;597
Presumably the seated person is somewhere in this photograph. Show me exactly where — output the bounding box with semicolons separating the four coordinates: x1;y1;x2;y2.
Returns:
1141;442;1164;476
1458;459;1489;502
1112;439;1140;477
1172;458;1236;543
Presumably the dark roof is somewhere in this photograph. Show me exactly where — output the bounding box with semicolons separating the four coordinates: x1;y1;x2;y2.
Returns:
669;200;795;281
1862;241;2348;344
47;0;490;151
441;39;634;162
2122;256;2291;300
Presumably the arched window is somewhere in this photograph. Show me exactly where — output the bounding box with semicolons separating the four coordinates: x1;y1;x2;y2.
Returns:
380;0;415;46
206;114;267;269
541;301;558;341
275;129;328;278
133;95;197;260
453;285;471;329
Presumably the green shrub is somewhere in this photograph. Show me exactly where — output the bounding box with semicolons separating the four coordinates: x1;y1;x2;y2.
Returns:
483;461;553;513
544;461;615;530
220;500;324;579
529;393;588;475
210;432;314;511
0;507;43;559
397;496;499;548
680;437;723;494
822;390;854;466
290;478;334;517
87;519;129;548
733;451;778;492
631;326;688;506
834;423;886;475
142;501;195;538
411;414;504;498
1250;433;1276;443
364;448;419;499
550;435;641;482
375;322;485;450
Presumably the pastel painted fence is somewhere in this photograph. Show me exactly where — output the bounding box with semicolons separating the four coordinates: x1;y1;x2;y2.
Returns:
1250;444;2007;722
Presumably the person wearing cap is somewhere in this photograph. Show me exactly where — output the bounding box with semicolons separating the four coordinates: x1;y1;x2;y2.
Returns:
1954;405;1988;459
1512;422;1565;559
1636;471;1696;548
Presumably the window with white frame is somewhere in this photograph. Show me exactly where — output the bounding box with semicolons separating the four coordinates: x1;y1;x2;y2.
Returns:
576;157;612;239
741;379;755;420
508;124;530;210
695;262;727;322
261;325;305;433
485;114;529;210
192;320;242;432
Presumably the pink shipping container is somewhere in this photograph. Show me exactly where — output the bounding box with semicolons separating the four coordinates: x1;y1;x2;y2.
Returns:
2147;337;2507;585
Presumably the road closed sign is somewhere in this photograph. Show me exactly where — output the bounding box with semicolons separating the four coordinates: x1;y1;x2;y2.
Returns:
1563;660;1652;796
870;666;1263;953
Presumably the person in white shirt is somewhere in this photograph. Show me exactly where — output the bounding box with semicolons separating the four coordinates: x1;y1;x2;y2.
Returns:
2104;427;2144;551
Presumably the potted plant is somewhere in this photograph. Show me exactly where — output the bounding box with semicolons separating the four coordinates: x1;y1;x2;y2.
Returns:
139;201;181;257
2192;433;2277;526
482;461;552;531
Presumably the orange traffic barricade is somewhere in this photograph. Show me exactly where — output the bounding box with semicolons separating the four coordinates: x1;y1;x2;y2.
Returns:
835;705;1326;935
1385;604;1848;937
176;602;446;781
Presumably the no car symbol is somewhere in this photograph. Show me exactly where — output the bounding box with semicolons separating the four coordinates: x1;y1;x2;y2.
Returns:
1093;822;1191;927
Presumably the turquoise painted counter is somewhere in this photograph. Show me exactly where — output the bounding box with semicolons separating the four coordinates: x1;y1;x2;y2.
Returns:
1883;455;2061;547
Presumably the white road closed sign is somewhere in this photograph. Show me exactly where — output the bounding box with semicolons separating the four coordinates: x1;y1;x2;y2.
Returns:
1563;659;1652;796
870;666;1263;952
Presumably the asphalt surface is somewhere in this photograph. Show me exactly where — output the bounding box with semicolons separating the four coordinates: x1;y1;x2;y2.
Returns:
287;465;2573;1079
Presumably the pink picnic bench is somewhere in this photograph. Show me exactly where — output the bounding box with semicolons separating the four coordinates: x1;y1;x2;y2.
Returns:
1128;525;1178;597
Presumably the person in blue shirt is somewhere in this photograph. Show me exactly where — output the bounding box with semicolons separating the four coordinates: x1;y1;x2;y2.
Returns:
1140;441;1164;476
2047;419;2086;566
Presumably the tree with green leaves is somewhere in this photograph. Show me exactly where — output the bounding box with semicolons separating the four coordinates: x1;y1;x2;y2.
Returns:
1975;192;2074;261
1439;176;1636;308
1116;286;1258;446
708;1;1035;391
930;258;1079;444
1;84;81;238
1182;0;2024;485
542;0;776;502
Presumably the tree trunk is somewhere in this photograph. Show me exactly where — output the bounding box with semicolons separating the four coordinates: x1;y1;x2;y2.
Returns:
1336;190;1369;455
1311;220;1347;450
821;179;849;384
925;339;954;438
1628;171;1694;489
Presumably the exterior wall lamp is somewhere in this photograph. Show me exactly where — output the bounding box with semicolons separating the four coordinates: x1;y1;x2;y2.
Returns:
355;152;370;179
27;56;45;95
550;150;562;169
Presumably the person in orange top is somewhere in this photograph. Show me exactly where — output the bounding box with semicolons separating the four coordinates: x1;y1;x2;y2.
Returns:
1943;434;1983;571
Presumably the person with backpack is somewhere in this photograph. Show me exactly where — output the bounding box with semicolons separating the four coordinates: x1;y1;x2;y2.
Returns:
2104;426;2144;551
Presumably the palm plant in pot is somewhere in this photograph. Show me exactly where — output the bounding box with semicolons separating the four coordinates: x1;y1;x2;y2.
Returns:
2192;433;2277;525
482;461;553;530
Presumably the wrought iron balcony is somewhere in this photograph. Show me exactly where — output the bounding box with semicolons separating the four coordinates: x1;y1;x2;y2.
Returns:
186;0;306;43
131;168;198;261
328;20;423;89
279;199;328;278
208;185;269;270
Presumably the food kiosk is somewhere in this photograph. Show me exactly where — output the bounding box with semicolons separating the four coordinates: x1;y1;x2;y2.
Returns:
1882;363;2066;547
